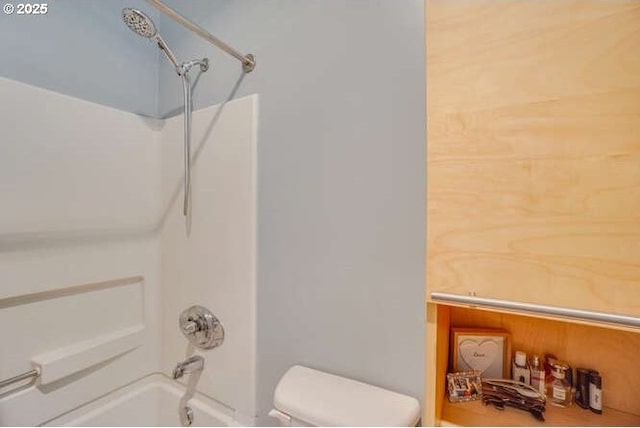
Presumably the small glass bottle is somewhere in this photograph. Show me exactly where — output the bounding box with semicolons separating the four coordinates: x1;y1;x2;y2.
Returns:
548;363;572;408
530;355;546;396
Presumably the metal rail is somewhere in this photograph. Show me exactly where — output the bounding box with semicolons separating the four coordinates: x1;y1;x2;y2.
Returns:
146;0;255;73
430;291;640;329
0;368;39;389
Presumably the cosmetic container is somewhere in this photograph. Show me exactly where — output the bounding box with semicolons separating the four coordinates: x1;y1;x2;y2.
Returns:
512;351;530;384
548;363;572;408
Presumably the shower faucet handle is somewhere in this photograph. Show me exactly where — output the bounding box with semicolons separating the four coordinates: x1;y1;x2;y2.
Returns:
179;305;224;350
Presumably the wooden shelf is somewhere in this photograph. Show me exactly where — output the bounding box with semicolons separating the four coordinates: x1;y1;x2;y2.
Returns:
441;400;640;427
424;304;640;426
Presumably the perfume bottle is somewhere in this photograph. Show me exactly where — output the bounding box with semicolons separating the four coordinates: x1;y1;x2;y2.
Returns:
548;363;572;408
589;372;603;414
543;354;558;385
530;355;546;396
512;351;530;384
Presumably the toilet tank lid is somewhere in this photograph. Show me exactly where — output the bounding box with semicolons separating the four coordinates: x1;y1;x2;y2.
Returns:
273;365;421;427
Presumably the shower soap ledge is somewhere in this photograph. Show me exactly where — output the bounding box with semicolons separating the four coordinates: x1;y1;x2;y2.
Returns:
31;324;144;385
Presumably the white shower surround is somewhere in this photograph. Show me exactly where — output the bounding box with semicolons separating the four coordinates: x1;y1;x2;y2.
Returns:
159;90;258;422
0;76;258;426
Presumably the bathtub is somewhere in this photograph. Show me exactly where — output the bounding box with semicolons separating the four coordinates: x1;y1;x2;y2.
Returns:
44;374;242;427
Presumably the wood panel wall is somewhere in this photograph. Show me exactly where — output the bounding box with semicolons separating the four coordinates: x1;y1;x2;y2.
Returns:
426;1;640;316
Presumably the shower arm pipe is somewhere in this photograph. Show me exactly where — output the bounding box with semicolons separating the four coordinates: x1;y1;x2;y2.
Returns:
155;34;181;74
145;0;256;73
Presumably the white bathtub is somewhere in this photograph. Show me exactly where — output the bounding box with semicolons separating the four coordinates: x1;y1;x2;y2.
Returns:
44;374;242;427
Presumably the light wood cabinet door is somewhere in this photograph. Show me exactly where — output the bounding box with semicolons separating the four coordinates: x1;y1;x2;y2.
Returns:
426;1;640;318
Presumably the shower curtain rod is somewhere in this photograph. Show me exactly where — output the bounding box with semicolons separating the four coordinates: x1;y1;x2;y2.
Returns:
145;0;255;73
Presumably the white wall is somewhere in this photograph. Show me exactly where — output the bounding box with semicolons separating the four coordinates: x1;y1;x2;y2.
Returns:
159;95;258;424
0;77;162;426
157;1;426;423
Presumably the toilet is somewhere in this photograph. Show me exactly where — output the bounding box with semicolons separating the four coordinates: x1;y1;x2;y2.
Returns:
269;365;421;426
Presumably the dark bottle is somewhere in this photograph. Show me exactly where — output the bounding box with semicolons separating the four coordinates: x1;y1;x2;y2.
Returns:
575;368;592;409
576;368;591;409
589;373;603;414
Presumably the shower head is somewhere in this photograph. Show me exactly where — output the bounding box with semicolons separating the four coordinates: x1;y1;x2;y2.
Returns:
122;7;181;73
122;8;156;38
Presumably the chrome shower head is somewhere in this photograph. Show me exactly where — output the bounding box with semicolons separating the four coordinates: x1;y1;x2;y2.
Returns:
122;8;157;38
123;7;183;73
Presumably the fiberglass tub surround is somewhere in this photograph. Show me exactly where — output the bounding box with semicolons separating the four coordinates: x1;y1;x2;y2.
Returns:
0;74;259;425
1;1;258;425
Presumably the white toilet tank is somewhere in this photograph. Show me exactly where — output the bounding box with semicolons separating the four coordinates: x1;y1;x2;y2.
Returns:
269;365;421;427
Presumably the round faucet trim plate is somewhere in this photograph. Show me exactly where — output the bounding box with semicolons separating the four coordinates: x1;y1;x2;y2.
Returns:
179;305;224;349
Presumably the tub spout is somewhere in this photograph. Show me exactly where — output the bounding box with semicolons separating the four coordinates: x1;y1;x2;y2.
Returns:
173;355;204;379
